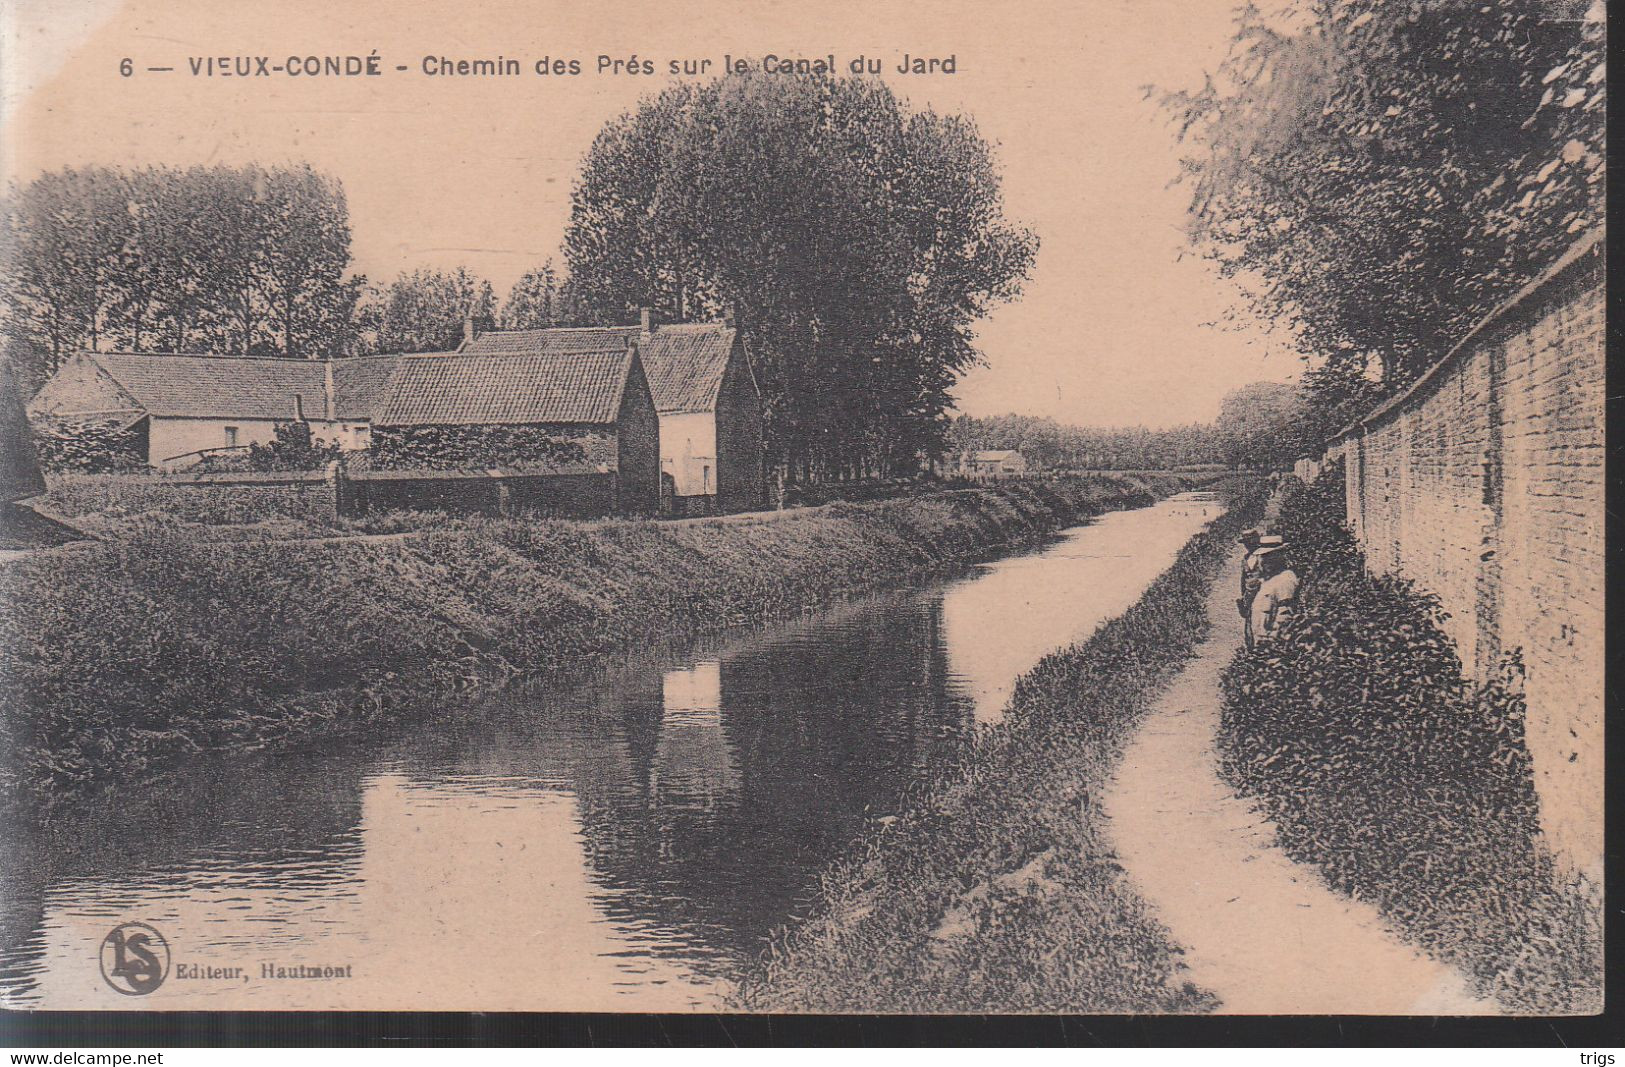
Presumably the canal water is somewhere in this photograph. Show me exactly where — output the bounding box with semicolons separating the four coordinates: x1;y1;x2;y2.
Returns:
0;491;1221;1011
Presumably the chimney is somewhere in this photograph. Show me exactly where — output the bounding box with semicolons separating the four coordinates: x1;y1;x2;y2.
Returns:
293;393;305;422
462;312;476;350
639;307;654;335
723;305;736;328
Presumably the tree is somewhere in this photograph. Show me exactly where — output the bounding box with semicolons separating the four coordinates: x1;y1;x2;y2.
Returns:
1214;382;1307;469
0;164;365;375
0;169;111;377
946;412;1229;471
564;72;1037;481
369;267;497;354
257;165;365;357
1164;0;1604;396
502;261;588;329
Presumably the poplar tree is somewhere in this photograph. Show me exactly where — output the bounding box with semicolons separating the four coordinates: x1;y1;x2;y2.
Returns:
564;72;1037;481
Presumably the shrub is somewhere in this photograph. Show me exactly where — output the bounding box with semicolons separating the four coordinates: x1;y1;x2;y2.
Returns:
32;417;147;473
1216;461;1602;1013
211;421;344;472
39;473;339;535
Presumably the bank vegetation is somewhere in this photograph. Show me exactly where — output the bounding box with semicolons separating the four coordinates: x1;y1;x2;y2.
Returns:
1217;467;1602;1014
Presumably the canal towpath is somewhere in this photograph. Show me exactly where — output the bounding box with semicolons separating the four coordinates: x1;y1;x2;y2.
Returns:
1100;539;1496;1014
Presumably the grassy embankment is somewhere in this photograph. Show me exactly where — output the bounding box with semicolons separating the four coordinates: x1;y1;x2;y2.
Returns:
1216;466;1602;1014
0;473;1199;808
733;477;1266;1013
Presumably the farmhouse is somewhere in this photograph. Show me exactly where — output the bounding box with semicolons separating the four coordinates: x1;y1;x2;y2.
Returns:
25;316;753;518
963;449;1028;477
465;313;764;514
26;351;387;467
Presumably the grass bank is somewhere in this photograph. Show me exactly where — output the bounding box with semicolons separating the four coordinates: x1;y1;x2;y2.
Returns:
732;477;1266;1012
0;473;1199;809
1216;465;1602;1014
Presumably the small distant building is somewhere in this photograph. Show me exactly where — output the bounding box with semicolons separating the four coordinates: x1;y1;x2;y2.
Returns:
963;449;1028;477
465;313;764;514
26;351;385;468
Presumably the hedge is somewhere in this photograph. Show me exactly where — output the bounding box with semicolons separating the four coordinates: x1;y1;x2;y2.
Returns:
1216;462;1601;1014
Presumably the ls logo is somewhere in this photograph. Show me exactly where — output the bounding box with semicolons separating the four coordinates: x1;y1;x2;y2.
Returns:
99;922;170;995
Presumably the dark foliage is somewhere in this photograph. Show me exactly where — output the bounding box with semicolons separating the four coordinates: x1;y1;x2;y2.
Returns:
368;424;590;472
1216;461;1601;1012
360;267;497;355
1;164;363;380
565;72;1037;481
1166;0;1605;438
32;416;147;473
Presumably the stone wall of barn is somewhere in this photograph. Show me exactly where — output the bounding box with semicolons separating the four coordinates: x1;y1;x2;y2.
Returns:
660;411;716;499
715;345;765;513
1328;234;1604;874
149;416;287;467
615;358;662;516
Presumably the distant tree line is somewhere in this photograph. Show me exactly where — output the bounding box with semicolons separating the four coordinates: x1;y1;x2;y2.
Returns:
948;381;1306;472
1165;0;1604;447
0;164;362;380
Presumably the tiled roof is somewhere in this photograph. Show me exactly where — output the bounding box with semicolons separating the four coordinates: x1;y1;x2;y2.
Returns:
465;323;742;414
640;324;739;413
331;355;402;420
86;352;329;421
375;343;637;427
463;327;640;355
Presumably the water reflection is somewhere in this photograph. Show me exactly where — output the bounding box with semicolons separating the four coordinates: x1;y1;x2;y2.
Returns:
0;493;1219;1010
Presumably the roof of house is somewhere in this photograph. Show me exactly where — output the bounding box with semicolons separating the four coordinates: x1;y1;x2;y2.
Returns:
38;327;721;430
79;352;330;421
374;341;640;427
974;449;1021;462
331;354;405;421
465;322;743;414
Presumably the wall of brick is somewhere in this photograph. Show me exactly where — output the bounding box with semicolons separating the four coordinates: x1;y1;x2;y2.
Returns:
1329;234;1604;874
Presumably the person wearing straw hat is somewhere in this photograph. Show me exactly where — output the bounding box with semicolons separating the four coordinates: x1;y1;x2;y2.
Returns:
1236;527;1265;649
1249;535;1299;644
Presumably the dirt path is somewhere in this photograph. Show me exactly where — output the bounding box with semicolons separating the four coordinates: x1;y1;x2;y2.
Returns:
1101;544;1497;1015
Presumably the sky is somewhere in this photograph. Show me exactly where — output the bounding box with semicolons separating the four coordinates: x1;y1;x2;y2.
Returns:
1;0;1302;429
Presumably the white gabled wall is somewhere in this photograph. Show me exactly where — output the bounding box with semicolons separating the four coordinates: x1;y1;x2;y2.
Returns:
659;411;717;497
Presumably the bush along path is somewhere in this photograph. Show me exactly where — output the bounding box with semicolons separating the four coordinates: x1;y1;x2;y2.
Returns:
732;478;1266;1012
1213;466;1602;1014
1100;503;1494;1014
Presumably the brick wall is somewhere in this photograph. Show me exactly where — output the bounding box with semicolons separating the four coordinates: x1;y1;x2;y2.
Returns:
1329;234;1604;874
